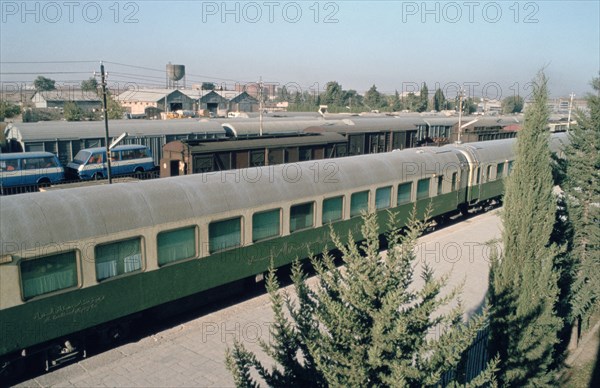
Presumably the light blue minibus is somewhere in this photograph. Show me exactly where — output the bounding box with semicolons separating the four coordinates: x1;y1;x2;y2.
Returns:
0;152;64;188
66;145;155;180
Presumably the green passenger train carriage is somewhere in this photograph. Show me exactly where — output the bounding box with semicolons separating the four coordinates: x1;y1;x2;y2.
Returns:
0;133;569;375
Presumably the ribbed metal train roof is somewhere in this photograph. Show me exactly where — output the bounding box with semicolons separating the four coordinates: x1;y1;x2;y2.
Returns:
4;119;226;141
0;146;462;256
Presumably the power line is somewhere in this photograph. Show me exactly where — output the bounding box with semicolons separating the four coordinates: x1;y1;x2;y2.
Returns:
0;71;93;75
0;60;99;64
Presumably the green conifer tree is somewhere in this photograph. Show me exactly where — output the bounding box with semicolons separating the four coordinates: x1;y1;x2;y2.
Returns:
565;76;600;330
487;71;563;386
226;211;497;387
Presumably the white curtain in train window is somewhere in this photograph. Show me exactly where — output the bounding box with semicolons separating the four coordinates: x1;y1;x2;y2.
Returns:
322;196;343;224
350;191;369;217
252;209;280;242
375;186;392;210
290;202;314;232
95;238;141;280
20;252;77;299
157;227;196;266
209;217;241;253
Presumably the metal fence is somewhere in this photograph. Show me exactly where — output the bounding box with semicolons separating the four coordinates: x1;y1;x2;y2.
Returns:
440;325;490;386
1;170;160;196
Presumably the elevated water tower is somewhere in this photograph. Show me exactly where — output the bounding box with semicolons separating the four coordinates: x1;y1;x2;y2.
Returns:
166;63;186;89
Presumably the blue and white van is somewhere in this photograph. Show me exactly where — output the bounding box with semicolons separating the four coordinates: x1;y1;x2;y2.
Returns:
0;152;64;188
66;145;155;180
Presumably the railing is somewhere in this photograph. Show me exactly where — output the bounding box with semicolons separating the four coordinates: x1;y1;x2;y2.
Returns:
0;170;160;196
440;325;490;386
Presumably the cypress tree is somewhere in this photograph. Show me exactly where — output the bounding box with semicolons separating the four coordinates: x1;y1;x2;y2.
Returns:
487;71;563;386
226;210;497;387
566;76;600;331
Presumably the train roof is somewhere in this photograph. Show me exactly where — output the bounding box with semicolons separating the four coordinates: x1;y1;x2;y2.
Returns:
447;132;570;164
167;132;348;153
4;119;226;142
0;146;464;256
221;119;346;137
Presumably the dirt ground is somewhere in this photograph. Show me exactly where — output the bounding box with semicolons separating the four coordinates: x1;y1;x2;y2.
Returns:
560;320;600;387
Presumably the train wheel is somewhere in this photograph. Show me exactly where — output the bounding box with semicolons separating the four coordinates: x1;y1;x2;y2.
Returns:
0;358;25;381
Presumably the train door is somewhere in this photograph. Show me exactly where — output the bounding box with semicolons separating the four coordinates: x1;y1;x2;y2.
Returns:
170;160;180;176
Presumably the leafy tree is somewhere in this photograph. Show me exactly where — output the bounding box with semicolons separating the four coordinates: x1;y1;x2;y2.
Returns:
501;95;524;114
417;82;429;112
343;89;362;112
0;101;21;120
565;76;600;331
107;94;125;119
390;90;402;111
404;92;421;112
201;82;215;90
487;71;563;386
63;101;84;121
457;96;477;115
81;77;99;93
33;76;56;91
364;84;384;110
433;88;446;112
277;85;290;102
323;81;343;106
226;211;497;387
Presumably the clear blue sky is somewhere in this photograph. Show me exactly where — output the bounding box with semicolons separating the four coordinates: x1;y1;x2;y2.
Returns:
1;0;598;98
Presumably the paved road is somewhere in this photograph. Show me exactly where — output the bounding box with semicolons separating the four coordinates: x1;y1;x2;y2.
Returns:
19;210;503;387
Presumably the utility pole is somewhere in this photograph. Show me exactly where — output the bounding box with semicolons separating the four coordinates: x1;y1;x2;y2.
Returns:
259;77;263;136
567;92;575;130
100;61;113;184
457;89;464;143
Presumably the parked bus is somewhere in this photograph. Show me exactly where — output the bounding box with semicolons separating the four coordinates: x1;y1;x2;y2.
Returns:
0;152;64;190
66;145;155;180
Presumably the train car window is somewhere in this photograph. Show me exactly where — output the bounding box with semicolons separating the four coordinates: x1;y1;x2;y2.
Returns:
397;182;412;205
437;176;444;196
496;163;505;179
417;178;431;200
475;167;481;184
209;217;242;253
95;238;142;281
507;161;514;175
268;148;285;165
290;202;314;232
350;191;369;217
299;147;313;161
20;251;78;300
193;155;213;173
250;150;265;167
375;186;392;210
157;226;197;266
451;172;458;191
253;209;281;242
322;196;344;223
486;165;493;181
